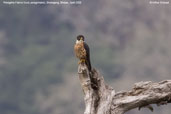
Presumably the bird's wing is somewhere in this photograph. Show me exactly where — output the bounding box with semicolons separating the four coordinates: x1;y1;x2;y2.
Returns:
83;42;91;71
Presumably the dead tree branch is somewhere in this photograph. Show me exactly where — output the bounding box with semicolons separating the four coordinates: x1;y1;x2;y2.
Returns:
78;64;171;114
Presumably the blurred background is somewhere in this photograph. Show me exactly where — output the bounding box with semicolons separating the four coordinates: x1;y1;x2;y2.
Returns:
0;0;171;114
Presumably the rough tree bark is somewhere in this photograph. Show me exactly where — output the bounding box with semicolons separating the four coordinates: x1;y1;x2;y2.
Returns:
78;64;171;114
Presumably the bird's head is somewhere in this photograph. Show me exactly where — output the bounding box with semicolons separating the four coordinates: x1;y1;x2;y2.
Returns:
76;35;84;44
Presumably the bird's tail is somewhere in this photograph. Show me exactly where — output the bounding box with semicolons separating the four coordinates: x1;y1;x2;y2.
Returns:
85;58;91;71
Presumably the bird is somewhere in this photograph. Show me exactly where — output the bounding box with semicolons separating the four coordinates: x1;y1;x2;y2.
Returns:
74;35;92;71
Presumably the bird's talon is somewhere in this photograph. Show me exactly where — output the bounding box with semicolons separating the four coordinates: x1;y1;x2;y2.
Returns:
82;59;85;63
78;59;86;64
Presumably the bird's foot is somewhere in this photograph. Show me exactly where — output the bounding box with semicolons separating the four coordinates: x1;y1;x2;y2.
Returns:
78;59;86;64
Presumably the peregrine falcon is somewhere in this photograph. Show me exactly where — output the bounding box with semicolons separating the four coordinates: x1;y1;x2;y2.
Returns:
74;35;91;71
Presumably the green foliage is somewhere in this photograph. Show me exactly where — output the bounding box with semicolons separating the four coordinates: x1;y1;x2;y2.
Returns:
0;1;170;114
0;6;76;113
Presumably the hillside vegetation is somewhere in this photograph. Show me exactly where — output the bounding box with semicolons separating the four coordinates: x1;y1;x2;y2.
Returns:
0;1;170;114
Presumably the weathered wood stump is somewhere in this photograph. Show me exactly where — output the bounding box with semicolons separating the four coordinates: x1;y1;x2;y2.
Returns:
78;64;171;114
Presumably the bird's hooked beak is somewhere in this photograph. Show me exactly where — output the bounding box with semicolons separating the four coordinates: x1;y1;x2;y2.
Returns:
76;37;84;44
80;37;83;41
